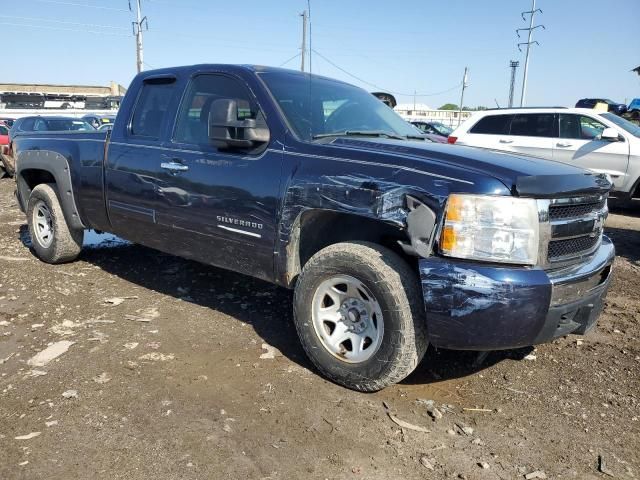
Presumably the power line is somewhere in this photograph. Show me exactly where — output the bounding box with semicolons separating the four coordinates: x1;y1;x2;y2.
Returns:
0;21;129;36
311;49;461;97
279;53;301;68
29;0;130;12
0;14;128;30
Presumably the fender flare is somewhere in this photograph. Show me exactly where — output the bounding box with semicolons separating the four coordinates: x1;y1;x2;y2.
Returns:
16;149;86;231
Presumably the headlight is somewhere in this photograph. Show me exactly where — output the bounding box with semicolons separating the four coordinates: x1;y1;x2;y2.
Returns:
439;194;539;265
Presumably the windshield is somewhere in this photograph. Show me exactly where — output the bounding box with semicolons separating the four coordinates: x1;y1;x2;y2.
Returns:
0;125;8;135
601;113;640;138
46;119;95;131
431;122;453;136
259;71;419;141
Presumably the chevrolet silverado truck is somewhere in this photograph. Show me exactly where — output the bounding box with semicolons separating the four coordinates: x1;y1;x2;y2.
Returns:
11;65;614;391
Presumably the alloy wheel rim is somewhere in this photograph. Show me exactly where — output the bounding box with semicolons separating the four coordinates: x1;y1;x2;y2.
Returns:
311;275;384;363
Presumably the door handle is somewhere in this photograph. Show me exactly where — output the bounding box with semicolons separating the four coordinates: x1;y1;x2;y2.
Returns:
556;142;573;147
160;161;189;172
499;139;513;144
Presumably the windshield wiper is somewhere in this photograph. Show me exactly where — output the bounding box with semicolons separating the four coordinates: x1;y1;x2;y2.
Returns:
312;130;407;141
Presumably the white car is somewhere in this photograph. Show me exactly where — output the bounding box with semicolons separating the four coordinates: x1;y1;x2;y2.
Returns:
449;108;640;198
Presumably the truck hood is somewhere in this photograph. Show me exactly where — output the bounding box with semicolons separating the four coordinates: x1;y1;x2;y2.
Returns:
330;137;612;197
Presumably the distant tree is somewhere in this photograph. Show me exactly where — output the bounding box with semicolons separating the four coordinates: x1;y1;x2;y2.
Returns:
439;103;458;110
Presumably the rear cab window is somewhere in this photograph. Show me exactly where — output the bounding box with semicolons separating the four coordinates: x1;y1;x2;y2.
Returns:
130;78;176;140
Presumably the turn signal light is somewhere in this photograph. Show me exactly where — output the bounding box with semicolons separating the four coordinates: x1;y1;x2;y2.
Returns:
447;136;457;144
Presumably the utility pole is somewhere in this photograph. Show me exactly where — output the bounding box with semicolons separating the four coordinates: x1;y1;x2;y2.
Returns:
300;10;307;72
457;67;468;126
508;60;520;108
131;0;148;73
517;0;544;106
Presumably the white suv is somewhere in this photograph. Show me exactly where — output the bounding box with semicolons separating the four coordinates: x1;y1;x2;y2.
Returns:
449;108;640;198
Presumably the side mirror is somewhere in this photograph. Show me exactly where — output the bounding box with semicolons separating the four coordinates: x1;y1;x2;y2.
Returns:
208;98;269;149
600;127;619;142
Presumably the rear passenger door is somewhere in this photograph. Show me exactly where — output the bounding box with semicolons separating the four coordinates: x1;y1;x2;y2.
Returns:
105;75;178;248
461;114;514;149
504;113;556;159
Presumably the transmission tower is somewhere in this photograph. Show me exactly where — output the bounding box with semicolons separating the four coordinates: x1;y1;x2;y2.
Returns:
517;0;545;106
508;60;519;108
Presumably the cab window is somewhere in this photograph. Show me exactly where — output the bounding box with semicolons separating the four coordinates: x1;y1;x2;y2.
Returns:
130;80;175;139
174;74;259;146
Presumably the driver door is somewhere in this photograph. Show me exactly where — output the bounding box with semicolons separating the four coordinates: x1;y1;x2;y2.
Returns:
156;73;283;280
554;114;630;189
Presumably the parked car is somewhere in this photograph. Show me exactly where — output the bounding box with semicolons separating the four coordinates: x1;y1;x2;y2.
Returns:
12;65;614;391
3;116;95;177
627;98;640;120
575;98;627;116
10;116;95;135
0;123;9;177
82;114;116;129
449;107;640;200
411;121;453;138
0;117;15;128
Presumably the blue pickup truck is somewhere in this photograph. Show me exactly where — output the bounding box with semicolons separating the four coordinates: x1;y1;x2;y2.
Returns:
12;65;614;391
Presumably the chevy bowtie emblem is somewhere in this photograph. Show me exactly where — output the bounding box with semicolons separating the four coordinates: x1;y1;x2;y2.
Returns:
591;215;604;237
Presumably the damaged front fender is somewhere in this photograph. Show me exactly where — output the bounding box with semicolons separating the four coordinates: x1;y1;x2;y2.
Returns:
277;172;445;285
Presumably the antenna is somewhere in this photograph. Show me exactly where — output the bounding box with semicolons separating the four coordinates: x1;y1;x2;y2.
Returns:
517;0;545;107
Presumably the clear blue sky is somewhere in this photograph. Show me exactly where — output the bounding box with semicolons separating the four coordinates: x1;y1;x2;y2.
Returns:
2;0;639;108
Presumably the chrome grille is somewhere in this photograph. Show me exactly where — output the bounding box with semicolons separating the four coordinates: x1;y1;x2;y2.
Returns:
548;199;607;221
538;194;608;269
547;233;601;261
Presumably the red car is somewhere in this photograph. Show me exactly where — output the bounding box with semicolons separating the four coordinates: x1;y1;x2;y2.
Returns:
0;123;8;145
0;123;10;177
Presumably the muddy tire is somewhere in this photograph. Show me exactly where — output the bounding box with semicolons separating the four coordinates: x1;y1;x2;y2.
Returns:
293;241;428;392
27;183;83;264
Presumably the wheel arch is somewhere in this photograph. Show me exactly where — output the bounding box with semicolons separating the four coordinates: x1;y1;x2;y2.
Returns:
281;200;439;288
16;150;86;230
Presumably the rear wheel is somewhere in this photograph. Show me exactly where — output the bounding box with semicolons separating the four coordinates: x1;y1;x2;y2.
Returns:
293;241;428;392
27;183;83;263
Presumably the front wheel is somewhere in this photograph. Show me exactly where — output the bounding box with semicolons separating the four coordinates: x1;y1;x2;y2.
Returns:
27;183;83;264
293;242;428;392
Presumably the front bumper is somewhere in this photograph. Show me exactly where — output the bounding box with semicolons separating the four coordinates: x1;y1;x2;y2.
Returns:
419;236;614;350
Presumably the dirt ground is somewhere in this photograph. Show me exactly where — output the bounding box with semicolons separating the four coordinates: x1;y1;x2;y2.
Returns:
0;178;638;480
